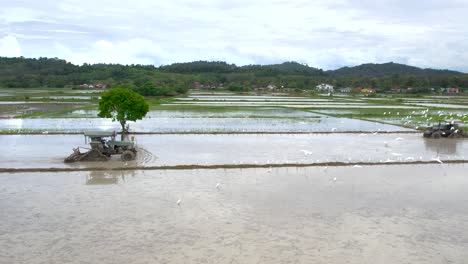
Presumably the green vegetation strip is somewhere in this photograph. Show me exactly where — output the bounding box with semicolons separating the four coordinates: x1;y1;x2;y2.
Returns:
1;160;467;173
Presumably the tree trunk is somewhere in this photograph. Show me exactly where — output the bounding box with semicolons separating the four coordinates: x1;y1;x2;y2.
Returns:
120;120;126;141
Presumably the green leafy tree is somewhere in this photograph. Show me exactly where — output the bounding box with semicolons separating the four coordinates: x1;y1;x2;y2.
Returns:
228;82;243;92
98;88;149;140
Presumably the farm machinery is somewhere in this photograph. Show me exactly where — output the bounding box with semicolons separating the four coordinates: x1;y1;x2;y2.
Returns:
65;131;137;162
423;121;467;139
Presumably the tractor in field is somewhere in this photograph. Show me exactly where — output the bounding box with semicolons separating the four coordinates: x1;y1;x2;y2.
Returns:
65;131;137;162
423;121;467;139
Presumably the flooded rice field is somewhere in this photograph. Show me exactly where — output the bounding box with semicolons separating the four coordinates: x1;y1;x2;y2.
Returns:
178;97;336;102
411;103;468;109
186;95;329;99
1;164;467;263
30;95;99;100
72;108;321;118
169;101;368;106
1;134;466;169
0;115;413;133
166;103;424;109
1;90;468;263
0;103;90;118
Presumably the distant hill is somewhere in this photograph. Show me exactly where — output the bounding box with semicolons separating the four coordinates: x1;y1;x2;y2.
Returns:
159;61;323;76
0;57;466;90
327;62;464;78
159;61;236;73
239;62;323;75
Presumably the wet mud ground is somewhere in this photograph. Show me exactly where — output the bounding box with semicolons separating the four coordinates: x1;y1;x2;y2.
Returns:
1;165;467;264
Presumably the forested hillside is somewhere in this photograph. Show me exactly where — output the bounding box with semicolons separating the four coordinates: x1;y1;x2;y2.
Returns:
1;57;467;94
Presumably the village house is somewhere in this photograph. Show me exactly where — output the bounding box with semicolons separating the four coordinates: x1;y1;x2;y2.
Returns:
353;87;375;93
446;87;459;94
339;87;351;93
388;88;401;93
315;83;334;93
79;83;107;89
360;88;375;93
192;81;201;89
254;87;267;92
266;84;277;90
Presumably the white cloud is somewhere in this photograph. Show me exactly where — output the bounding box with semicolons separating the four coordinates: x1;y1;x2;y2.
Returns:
54;38;164;65
0;7;53;24
1;0;468;71
0;35;21;57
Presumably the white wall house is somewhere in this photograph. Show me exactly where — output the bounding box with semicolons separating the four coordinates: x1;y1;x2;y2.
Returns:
339;87;351;93
315;83;334;93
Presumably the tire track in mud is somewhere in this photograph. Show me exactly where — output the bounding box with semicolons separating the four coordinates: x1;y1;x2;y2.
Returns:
135;146;157;165
1;160;467;173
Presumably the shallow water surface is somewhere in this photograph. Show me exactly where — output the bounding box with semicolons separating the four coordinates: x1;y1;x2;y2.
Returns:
1;134;465;169
0;165;467;263
0;115;412;133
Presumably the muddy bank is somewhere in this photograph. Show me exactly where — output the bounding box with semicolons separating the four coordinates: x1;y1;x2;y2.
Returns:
1;159;467;173
1;165;467;263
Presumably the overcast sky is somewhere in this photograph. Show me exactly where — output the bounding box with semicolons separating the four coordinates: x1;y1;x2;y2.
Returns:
1;0;467;71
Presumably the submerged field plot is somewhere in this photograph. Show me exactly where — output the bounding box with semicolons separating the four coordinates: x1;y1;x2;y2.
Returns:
1;165;468;264
1;90;468;264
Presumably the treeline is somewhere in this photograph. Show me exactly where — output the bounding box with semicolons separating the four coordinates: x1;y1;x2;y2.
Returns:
1;57;467;94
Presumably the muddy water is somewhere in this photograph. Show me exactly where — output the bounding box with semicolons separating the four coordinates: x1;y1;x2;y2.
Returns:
1;134;466;169
0;116;412;133
1;164;467;263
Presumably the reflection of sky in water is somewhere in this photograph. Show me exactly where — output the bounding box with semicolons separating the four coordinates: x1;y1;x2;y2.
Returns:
1;134;467;169
71;108;322;118
165;103;423;109
413;103;468;109
171;101;368;105
5;119;23;129
179;97;336;102
0;117;413;132
31;96;99;100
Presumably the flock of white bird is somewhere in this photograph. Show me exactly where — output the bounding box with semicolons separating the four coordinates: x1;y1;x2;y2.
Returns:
382;109;468;128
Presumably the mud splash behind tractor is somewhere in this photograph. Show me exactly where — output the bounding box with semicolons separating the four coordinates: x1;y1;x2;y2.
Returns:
65;131;137;162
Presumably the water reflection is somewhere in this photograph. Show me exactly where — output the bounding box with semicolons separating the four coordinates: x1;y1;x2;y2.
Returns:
86;170;136;185
423;138;459;155
0;116;412;132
